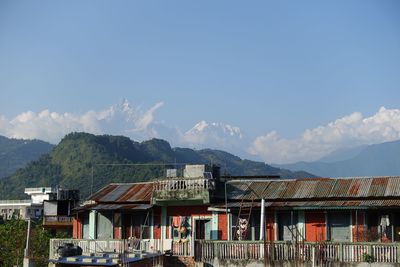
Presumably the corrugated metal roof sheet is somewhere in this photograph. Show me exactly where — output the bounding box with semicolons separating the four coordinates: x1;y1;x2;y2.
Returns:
263;181;287;199
330;179;351;197
227;176;400;201
212;199;400;210
384;177;400;197
368;178;388;197
89;182;154;203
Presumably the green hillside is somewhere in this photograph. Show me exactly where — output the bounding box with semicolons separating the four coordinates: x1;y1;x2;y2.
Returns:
0;135;54;178
0;132;313;199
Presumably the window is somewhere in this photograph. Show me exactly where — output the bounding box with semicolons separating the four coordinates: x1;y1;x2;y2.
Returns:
328;212;350;241
277;212;299;241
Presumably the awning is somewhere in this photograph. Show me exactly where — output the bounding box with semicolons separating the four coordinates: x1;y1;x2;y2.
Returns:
74;203;152;212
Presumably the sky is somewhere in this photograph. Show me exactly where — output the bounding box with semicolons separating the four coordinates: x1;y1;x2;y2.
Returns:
0;0;400;164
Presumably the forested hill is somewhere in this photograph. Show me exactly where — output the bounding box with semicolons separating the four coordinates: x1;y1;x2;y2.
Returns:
0;135;53;178
0;132;313;199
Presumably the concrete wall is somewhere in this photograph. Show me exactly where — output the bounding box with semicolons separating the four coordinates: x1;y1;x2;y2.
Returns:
184;165;207;178
44;201;57;216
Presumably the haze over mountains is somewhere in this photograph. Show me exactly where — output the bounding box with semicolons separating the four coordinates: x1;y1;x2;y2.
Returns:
276;139;400;177
0;133;312;199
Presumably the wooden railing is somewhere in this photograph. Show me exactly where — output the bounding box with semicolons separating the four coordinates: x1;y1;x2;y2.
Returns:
154;177;215;192
43;216;73;226
195;240;400;263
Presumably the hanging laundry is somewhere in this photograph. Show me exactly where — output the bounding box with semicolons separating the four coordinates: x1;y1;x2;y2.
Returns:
172;216;181;228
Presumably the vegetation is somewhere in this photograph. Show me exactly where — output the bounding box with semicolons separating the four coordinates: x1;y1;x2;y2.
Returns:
0;135;53;179
0;218;66;267
0;132;313;199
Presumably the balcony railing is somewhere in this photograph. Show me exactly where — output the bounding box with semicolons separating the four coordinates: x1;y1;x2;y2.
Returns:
49;239;173;260
195;240;400;264
152;178;215;204
50;239;400;263
153;177;215;192
0;199;32;205
43;216;73;227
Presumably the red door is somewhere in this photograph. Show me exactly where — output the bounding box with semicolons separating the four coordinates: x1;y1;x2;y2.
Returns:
305;212;326;242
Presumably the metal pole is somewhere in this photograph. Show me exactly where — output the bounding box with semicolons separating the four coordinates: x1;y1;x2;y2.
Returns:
260;199;265;240
91;165;94;196
23;219;31;267
291;210;294;242
24;219;31;257
225;181;229;240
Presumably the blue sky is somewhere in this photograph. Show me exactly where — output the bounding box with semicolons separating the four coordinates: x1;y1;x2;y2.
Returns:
1;1;400;163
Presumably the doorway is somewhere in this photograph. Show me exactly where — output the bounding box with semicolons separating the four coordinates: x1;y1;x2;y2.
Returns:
195;219;211;240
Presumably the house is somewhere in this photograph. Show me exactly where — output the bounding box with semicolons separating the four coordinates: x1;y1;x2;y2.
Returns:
43;188;79;231
221;177;400;243
49;166;400;266
0;187;56;220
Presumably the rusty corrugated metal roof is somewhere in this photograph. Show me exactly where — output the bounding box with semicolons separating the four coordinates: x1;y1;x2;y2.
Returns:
384;177;400;196
227;176;400;201
212;198;400;210
89;182;154;203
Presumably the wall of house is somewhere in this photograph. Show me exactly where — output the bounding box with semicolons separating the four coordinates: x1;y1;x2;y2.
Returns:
113;213;121;239
352;211;366;242
153;207;162;239
166;206;213;240
265;212;275;241
72;217;82;239
218;213;227;240
328;211;351;242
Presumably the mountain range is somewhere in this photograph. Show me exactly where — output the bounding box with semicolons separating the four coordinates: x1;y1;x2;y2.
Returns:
0;136;53;178
276;139;400;177
0;133;312;199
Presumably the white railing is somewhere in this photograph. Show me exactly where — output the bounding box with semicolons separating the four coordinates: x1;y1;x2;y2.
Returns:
24;187;54;193
0;199;32;205
50;239;174;260
50;239;400;263
172;241;192;256
50;239;126;259
154;177;215;192
195;241;400;263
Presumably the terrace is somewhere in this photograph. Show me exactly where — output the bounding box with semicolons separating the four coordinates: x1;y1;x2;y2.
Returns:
152;176;215;205
49;238;400;266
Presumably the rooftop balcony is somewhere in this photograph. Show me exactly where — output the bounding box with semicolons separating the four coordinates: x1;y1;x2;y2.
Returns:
152;177;215;205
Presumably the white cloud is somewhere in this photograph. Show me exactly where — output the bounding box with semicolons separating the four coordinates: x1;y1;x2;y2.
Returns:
0;100;164;144
3;102;400;165
249;107;400;164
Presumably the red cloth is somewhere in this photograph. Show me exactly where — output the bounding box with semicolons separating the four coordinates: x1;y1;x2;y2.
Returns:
172;216;181;228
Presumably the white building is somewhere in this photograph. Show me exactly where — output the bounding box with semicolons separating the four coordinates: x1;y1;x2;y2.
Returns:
0;187;57;220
